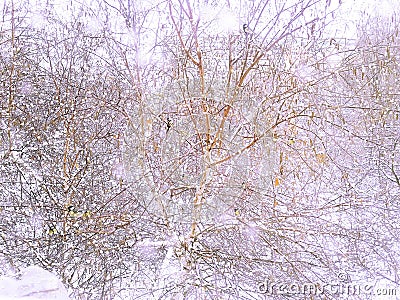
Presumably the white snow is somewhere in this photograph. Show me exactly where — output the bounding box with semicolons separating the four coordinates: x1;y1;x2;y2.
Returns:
0;266;70;300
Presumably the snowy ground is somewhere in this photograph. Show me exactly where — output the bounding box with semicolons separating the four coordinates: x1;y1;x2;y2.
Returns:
0;266;69;300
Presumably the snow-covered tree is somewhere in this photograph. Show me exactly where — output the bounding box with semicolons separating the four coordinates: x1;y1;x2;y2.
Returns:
1;0;399;299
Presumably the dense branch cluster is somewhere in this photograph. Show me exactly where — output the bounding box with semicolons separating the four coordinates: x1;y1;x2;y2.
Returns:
0;0;399;299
